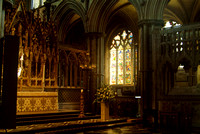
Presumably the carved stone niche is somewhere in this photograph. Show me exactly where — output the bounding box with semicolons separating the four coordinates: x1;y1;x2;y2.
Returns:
169;63;200;95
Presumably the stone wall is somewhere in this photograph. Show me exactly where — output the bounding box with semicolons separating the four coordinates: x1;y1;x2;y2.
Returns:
158;98;200;132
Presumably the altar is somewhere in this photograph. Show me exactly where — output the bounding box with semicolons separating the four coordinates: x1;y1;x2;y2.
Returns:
17;92;58;113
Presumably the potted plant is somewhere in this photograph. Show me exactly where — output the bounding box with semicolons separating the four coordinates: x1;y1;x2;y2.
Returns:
93;85;115;120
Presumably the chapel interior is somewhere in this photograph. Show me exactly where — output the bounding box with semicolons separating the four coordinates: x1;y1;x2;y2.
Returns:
0;0;200;133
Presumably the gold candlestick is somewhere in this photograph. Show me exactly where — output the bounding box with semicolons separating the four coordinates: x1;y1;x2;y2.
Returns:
79;89;85;118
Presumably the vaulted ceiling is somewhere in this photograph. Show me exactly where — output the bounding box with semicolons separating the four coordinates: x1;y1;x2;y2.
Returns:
54;0;200;44
105;0;138;43
164;0;200;24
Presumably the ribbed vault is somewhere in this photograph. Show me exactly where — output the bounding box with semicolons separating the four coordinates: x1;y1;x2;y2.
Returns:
164;0;200;24
129;0;169;21
51;0;86;42
87;0;138;38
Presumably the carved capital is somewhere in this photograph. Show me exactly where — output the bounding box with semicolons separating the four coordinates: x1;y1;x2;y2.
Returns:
138;19;164;27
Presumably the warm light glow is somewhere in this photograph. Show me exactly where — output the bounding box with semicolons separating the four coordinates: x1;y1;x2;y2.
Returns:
178;65;184;69
164;21;181;28
33;0;40;9
164;21;171;28
18;53;24;77
135;96;141;99
18;67;22;77
110;30;136;85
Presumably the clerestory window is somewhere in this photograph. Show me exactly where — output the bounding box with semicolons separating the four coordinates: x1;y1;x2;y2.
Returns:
110;30;138;86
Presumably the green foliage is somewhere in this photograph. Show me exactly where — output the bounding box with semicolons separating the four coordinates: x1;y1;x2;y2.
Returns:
93;85;115;103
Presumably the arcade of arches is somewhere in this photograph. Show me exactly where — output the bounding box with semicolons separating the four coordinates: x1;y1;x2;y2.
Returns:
0;0;200;132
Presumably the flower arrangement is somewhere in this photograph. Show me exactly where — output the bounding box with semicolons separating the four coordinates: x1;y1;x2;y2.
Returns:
93;85;115;103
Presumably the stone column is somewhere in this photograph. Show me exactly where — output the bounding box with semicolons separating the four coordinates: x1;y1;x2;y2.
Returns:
96;33;105;88
0;0;4;38
151;23;163;129
85;32;105;113
138;20;163;126
0;0;4;96
82;67;90;112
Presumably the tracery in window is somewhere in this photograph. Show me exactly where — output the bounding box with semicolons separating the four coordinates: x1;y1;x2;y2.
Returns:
32;0;46;9
42;0;46;5
32;0;40;9
110;30;138;85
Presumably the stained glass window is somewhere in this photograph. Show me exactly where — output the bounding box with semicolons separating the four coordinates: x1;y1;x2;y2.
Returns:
32;0;46;9
110;48;116;84
42;0;46;5
33;0;40;9
125;45;131;84
118;46;123;84
110;30;138;85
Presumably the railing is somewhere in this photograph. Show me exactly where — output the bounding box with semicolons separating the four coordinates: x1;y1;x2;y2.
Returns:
161;24;200;64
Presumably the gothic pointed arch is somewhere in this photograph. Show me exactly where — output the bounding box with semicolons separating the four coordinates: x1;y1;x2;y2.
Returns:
68;52;78;87
106;29;138;85
176;56;193;72
68;52;77;63
87;0;139;33
59;50;68;64
78;52;87;68
52;0;86;22
87;0;117;32
51;0;87;42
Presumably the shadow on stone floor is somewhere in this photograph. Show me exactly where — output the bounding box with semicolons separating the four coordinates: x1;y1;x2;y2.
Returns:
74;125;154;134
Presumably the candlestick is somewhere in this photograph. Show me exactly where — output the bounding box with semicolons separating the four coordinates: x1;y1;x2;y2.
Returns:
79;89;85;118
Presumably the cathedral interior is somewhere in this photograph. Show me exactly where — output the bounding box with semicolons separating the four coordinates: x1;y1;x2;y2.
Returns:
0;0;200;133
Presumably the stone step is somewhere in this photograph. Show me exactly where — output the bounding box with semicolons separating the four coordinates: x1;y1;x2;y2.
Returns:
40;120;134;134
16;111;97;126
5;118;132;133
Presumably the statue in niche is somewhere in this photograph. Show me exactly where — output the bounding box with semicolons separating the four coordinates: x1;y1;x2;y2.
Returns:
169;64;200;95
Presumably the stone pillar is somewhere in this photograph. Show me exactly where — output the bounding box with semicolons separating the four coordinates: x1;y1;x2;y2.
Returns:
96;33;105;88
85;32;105;113
82;67;90;112
138;20;163;126
0;0;3;96
0;0;4;38
151;23;163;130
